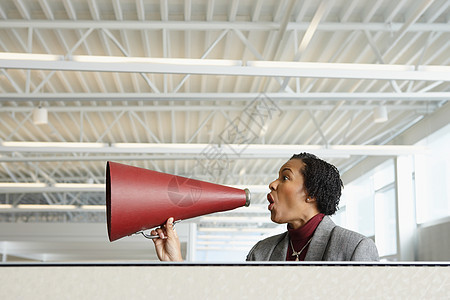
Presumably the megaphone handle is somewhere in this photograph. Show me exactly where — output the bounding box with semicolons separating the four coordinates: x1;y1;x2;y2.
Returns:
140;232;159;239
139;220;181;239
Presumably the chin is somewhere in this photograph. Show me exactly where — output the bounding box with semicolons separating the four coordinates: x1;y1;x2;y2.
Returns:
270;214;283;225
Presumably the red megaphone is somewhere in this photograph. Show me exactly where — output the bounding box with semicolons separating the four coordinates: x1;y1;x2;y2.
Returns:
106;161;251;242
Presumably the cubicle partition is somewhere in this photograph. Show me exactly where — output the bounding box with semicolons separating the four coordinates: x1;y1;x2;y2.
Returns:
1;262;448;299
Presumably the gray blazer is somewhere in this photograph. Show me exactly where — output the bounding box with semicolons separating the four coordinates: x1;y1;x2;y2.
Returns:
246;216;379;261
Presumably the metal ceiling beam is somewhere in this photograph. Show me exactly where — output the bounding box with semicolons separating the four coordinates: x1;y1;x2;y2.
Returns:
2;57;448;81
0;154;242;162
0;103;433;113
0;20;449;32
0;142;428;157
1;92;448;102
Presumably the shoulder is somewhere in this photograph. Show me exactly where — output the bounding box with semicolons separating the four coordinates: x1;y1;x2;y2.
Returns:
246;232;287;261
329;226;379;261
332;225;367;243
253;232;287;249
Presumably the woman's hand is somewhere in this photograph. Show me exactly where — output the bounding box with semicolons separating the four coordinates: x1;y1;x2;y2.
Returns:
151;217;183;262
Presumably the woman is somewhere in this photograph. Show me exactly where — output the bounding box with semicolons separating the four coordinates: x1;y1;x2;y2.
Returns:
151;153;379;262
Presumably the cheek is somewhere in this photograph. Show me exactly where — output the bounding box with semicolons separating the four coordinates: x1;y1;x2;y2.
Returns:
283;184;307;206
282;186;302;207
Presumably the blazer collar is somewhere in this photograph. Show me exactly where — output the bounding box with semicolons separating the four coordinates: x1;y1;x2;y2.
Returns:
304;215;336;261
268;216;336;261
269;232;289;261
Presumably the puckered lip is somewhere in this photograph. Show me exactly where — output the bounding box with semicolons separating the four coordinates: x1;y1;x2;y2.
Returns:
267;193;274;204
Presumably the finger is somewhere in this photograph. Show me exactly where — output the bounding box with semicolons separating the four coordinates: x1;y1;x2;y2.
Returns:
150;229;161;244
152;236;161;245
154;227;167;239
165;217;176;238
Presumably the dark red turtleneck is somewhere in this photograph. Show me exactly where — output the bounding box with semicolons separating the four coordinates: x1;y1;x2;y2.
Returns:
286;213;325;261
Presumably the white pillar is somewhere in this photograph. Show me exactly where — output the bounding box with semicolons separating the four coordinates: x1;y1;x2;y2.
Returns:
395;155;417;261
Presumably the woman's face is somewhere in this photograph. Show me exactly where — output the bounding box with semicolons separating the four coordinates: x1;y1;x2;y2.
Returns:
267;159;314;228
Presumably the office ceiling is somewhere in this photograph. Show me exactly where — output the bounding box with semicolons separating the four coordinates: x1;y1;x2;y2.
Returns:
0;0;449;262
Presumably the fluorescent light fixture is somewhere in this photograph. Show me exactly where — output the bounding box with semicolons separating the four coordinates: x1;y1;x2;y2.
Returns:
0;182;47;188
373;106;388;123
80;205;105;210
0;182;105;193
32;107;48;125
0;204;105;211
16;204;78;210
0;52;62;61
1;141;107;148
53;183;104;189
0;141;109;155
72;55;242;66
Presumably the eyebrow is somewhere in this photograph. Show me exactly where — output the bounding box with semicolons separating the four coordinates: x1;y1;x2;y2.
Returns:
280;167;294;174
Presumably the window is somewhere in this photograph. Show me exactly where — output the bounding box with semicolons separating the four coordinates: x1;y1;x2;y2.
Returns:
374;183;397;257
335;160;397;259
374;161;397;257
335;173;375;237
414;124;450;224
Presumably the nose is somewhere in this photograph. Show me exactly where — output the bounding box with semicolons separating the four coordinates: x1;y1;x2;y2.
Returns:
269;178;278;191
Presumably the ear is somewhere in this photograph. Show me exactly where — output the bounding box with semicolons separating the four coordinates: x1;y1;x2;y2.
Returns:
306;196;316;203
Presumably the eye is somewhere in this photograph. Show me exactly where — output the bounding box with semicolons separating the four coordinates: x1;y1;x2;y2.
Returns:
282;175;289;181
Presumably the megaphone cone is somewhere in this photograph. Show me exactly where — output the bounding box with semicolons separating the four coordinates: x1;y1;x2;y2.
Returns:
106;161;251;242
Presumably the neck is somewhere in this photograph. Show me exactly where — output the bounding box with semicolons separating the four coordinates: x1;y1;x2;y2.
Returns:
289;212;320;230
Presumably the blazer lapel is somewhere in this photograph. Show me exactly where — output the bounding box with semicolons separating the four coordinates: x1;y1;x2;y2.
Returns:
305;216;336;261
269;232;289;261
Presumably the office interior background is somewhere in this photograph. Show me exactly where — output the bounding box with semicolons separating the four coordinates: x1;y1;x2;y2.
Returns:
0;0;449;263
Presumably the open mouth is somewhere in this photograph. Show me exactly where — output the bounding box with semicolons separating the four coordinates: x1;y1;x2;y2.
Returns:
267;193;274;211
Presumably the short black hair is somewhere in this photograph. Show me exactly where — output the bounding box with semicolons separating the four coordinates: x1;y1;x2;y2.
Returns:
290;153;343;215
